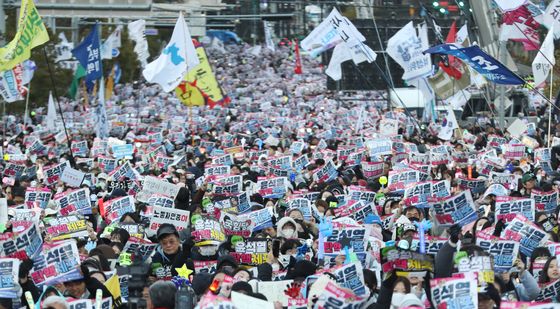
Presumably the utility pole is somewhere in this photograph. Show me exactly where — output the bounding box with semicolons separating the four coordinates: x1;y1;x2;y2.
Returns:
0;0;6;46
499;40;506;130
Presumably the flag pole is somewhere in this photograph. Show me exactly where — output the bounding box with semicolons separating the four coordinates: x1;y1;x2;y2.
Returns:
42;46;76;168
549;71;554;148
23;83;31;127
179;10;195;147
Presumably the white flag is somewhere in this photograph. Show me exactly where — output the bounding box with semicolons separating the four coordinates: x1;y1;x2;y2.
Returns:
325;41;376;80
532;27;555;87
263;21;276;52
544;0;560;38
248;45;262;56
387;22;432;81
494;0;528;12
101;26;122;59
128;20;150;68
95;78;109;139
47;91;56;132
210;37;226;53
55;32;74;63
300;8;375;63
142;13;199;92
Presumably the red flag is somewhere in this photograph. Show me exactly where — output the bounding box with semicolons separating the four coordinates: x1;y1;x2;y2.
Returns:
438;20;462;79
294;39;303;75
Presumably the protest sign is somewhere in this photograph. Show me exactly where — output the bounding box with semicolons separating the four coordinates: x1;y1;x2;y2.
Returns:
11;208;41;230
388;170;422;191
507;119;528;138
417;235;448;256
147;206;190;237
379;119;399;137
256;177;288;198
3;163;25;179
314;282;363;309
431;190;477;227
501;215;549;257
231;291;274;309
255;280;293;307
535;279;560;302
476;236;519;272
286;198;313;221
293;155;310;171
237;207;274;232
104;196;135;223
147;194;174;208
233;191;251;214
366;139;392;157
490;172;517;191
0;258;20;298
60;166;86;188
110;161;139;181
43;161;69;185
194;260;218;274
503;143;525;160
532;190;558;213
361;161;384;179
430;273;478;309
118;223;145;239
24;187;52;209
347;185;376;202
330;262;367;296
211;154;234;166
495;196;535;223
55;188;92;216
456;255;494;285
324;223;367;255
312;160;338;184
349;203;375;224
404;181;432;207
191;216;226;245
47;217;88;240
137;176;180;202
0;223;42;259
456;176;487;195
112;144;134;159
120;237;158;263
231;238;270;266
211;182;242;196
30;240;82;286
97;157;117;174
71;140;88;157
220;212;255;237
205;165;231;177
67;297;112;309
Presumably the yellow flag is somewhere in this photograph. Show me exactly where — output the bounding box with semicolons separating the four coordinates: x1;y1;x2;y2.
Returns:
175;80;205;107
174;40;227;108
105;67;115;101
0;0;49;71
104;274;122;308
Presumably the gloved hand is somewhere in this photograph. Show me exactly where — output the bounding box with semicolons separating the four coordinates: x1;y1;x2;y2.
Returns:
493;219;506;237
448;224;462;244
18;259;34;280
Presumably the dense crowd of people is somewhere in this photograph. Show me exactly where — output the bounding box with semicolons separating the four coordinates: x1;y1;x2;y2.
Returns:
1;40;559;309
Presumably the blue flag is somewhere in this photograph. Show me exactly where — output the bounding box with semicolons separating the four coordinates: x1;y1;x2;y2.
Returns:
114;63;122;84
71;24;102;89
424;44;525;85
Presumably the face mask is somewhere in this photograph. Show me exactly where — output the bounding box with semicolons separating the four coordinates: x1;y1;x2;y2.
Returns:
282;228;295;237
56;187;63;193
199;246;218;256
391;208;399;215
